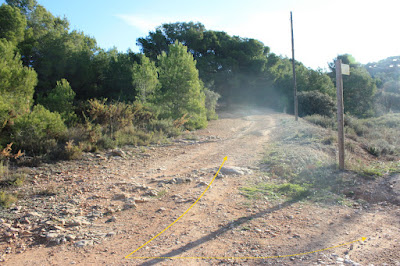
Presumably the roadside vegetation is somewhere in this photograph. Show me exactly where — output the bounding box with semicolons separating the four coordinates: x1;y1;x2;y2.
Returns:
241;116;400;206
1;0;400;209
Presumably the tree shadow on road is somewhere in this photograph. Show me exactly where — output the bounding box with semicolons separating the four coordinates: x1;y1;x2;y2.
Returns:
135;199;299;266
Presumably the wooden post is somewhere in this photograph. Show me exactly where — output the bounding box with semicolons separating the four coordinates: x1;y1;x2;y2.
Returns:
290;11;298;121
335;59;345;170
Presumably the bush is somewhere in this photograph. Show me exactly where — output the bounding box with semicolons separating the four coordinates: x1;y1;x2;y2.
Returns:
148;119;182;137
114;126;156;146
204;88;220;120
364;113;400;129
38;79;77;125
304;114;335;129
365;139;396;157
298;91;336;117
131;102;156;129
61;140;83;160
87;99;157;136
0;191;17;208
157;41;208;129
0;39;37;130
96;135;116;150
344;115;369;136
87;99;135;136
12;105;67;155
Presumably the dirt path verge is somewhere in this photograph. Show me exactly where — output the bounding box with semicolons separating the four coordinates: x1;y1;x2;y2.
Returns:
1;107;399;265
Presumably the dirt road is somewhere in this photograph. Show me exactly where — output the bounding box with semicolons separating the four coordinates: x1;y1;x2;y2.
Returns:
2;107;399;265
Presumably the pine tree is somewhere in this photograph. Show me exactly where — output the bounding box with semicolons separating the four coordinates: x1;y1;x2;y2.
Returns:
157;41;207;129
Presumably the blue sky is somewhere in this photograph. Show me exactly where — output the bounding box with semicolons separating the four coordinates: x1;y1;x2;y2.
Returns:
2;0;400;69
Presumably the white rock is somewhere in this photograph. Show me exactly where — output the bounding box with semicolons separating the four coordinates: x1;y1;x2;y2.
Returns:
46;232;59;241
111;149;125;157
106;232;116;237
219;166;253;176
75;240;94;247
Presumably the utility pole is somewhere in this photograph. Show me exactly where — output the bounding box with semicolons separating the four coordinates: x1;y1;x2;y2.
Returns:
335;59;345;170
290;11;298;121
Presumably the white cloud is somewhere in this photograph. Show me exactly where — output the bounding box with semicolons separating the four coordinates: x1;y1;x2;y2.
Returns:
116;14;161;33
116;14;219;34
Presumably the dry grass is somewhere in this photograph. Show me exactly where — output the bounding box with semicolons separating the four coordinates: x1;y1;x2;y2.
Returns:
255;114;400;206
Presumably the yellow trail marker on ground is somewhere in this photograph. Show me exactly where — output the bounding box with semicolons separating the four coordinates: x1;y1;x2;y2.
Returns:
125;156;228;259
125;156;366;260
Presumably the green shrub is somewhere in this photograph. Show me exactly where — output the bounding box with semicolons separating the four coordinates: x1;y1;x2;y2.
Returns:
363;113;400;129
0;191;17;208
12;105;67;155
114;127;155;146
0;171;26;188
61;140;83;160
298;91;336;117
344;115;369;136
131;102;156;129
304;114;335;129
38;79;77;125
87;99;135;137
148;119;182;137
365;139;396;157
240;182;310;201
376;91;400;113
157;41;208;130
322;134;337;145
0;39;37;131
204;88;220;120
96;135;116;150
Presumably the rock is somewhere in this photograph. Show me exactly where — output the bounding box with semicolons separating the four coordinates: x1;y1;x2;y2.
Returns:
113;193;130;201
337;257;344;262
66;234;76;241
123;203;137;210
75;240;94;247
156;207;166;213
66;216;91;227
8;227;20;233
111;149;126;158
105;216;116;223
145;190;158;197
197;181;208;187
218;166;253;176
1;223;11;229
134;198;148;203
46;232;59;241
63;208;79;215
20;217;30;224
10;206;22;212
106;232;116;237
88;210;103;218
20;230;32;236
52;225;66;231
25;211;42;218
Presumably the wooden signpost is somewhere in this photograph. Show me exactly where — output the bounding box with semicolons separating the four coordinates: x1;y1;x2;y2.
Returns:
290;11;298;121
335;59;350;170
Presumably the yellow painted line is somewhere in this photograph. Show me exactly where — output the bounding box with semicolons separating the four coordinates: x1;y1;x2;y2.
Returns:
127;237;367;260
125;156;228;259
